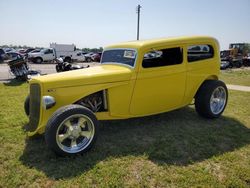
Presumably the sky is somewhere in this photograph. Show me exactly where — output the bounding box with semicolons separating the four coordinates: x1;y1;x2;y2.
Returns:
0;0;249;50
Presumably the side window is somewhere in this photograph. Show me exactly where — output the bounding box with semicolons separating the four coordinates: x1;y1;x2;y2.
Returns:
44;49;53;54
187;44;214;62
142;47;183;68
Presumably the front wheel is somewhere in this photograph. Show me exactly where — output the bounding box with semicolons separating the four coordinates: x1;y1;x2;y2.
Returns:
45;105;99;156
195;80;228;118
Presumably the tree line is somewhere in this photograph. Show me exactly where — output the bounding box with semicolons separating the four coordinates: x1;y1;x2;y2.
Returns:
0;45;104;52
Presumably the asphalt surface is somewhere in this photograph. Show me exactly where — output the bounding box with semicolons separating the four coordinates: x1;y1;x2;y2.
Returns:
0;61;100;82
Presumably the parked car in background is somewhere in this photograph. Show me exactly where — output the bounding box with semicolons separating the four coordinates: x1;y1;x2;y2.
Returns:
0;48;6;62
6;52;23;61
84;52;95;62
3;48;15;53
220;61;230;70
73;51;86;62
28;48;53;63
91;52;102;62
24;36;228;156
17;49;26;54
20;48;35;59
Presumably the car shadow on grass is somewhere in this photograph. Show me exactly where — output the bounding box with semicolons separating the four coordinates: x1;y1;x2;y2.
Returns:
19;107;250;179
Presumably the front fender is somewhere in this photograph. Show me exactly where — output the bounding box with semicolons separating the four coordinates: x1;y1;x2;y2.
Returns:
29;81;129;136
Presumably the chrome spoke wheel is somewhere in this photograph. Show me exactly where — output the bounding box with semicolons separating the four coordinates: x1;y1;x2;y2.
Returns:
210;86;227;115
56;114;95;154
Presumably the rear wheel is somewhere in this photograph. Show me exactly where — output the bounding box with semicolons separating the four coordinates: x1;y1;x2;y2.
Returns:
35;57;43;64
195;80;228;118
45;105;99;156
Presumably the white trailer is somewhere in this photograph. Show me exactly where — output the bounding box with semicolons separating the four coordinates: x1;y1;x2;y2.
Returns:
50;43;76;62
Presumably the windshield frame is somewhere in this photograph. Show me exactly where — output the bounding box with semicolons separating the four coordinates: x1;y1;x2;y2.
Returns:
100;48;138;69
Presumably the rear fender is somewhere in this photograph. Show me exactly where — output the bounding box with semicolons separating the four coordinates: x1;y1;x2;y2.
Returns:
194;75;218;98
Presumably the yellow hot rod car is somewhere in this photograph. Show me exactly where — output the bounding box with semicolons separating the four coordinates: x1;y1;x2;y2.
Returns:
25;36;228;156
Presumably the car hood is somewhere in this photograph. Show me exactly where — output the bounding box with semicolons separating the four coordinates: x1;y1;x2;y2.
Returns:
30;64;133;88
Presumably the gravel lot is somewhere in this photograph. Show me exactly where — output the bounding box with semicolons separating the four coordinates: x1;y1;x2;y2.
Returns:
0;62;100;82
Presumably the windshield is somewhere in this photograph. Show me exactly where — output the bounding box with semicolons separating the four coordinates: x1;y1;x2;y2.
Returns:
101;49;137;67
41;49;49;53
30;49;42;53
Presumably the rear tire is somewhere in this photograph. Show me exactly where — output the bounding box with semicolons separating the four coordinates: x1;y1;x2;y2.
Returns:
35;57;43;64
45;105;99;156
195;80;228;118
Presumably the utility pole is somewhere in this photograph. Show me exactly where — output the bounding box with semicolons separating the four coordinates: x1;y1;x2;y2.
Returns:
136;4;142;40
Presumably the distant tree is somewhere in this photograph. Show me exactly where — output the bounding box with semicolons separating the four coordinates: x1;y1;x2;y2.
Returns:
0;44;35;49
82;48;90;52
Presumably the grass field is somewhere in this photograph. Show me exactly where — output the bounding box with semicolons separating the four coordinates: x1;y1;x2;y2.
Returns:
0;73;250;187
220;69;250;86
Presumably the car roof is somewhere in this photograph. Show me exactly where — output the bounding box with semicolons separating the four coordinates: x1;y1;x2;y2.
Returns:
105;36;218;50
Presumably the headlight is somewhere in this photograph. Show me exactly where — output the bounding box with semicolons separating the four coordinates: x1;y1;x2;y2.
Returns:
42;96;56;110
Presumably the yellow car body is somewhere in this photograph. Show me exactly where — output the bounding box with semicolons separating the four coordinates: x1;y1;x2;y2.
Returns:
27;36;220;136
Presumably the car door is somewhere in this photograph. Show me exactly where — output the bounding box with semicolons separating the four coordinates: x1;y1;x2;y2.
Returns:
43;49;54;61
130;46;186;115
78;53;86;61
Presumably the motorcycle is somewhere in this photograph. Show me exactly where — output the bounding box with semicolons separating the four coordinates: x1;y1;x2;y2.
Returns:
7;54;40;81
55;58;89;72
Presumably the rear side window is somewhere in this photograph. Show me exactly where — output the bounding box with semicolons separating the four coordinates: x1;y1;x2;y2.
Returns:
142;47;183;68
187;44;214;62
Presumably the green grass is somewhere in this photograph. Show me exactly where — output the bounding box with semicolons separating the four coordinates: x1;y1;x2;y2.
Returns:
0;79;250;187
220;69;250;86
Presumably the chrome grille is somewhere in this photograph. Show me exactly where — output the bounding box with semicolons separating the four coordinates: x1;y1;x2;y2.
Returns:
28;83;41;132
